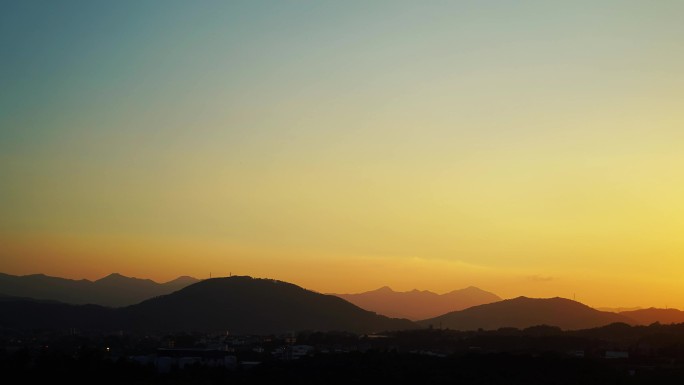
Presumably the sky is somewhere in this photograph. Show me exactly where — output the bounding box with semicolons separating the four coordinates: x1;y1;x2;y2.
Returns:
1;0;683;308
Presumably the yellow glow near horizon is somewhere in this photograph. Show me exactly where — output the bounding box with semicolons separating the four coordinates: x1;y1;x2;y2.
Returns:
2;1;684;309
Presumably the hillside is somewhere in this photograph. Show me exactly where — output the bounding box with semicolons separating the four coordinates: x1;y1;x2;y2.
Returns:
619;308;684;325
420;297;634;330
0;296;120;330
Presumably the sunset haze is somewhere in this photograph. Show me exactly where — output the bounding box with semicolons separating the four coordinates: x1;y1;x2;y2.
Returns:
2;1;683;309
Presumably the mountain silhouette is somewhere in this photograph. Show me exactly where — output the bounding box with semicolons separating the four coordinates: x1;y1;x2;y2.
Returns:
0;272;199;307
0;276;416;334
332;286;501;320
420;297;635;330
122;276;416;333
619;308;684;325
597;306;643;313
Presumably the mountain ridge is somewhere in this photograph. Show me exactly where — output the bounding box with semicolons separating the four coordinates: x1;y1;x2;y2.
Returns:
420;296;635;330
0;272;200;307
332;286;502;320
0;276;416;334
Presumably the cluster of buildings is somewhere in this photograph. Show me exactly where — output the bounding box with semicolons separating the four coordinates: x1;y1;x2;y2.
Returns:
128;332;318;373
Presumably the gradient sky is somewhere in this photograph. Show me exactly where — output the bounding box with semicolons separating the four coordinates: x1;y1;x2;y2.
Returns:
2;1;683;308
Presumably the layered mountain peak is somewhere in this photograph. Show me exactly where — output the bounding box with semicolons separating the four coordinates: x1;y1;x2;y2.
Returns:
374;286;394;292
94;273;158;287
96;272;128;282
332;285;502;320
168;275;199;283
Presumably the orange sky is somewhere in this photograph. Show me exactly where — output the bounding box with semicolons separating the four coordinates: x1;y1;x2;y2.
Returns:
3;230;683;309
2;1;684;309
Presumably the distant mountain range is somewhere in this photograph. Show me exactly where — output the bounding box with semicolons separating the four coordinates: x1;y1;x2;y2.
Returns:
0;276;415;334
0;272;199;307
2;273;683;333
332;286;501;320
420;297;634;330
